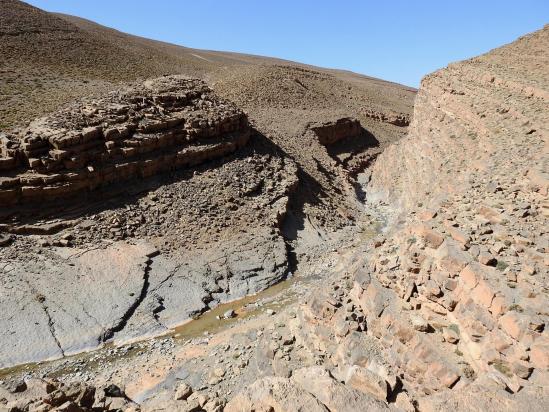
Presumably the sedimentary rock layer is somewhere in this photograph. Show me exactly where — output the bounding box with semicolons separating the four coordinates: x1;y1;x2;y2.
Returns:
368;27;548;209
363;25;548;403
309;117;362;146
0;75;250;207
226;26;549;410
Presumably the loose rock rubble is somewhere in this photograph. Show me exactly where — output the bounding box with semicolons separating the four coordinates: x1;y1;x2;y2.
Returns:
223;25;549;411
0;379;139;411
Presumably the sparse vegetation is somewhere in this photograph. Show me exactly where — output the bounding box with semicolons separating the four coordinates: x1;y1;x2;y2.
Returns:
509;304;524;312
463;364;477;379
492;359;513;377
496;260;509;271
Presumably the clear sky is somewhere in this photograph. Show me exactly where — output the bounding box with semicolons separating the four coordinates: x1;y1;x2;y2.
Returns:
26;0;548;87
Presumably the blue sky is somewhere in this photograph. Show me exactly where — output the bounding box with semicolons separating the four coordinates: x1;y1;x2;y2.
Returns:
27;0;548;87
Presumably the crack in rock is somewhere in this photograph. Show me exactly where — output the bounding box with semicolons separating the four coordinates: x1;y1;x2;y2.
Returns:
36;295;65;357
100;256;155;342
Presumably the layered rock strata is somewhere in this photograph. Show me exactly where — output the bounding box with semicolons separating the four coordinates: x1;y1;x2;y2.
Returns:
363;26;549;393
0;75;250;208
226;26;549;410
368;27;548;209
362;108;410;127
309;117;362;146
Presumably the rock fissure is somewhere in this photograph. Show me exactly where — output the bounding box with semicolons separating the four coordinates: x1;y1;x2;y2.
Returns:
100;256;155;342
42;303;65;357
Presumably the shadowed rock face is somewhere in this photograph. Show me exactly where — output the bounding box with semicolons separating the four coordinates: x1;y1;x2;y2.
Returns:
0;76;250;208
309;118;362;146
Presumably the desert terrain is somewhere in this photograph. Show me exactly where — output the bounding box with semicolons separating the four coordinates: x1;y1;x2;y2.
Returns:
0;1;547;411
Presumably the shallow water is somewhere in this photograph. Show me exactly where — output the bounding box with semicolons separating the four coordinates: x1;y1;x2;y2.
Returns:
0;273;301;381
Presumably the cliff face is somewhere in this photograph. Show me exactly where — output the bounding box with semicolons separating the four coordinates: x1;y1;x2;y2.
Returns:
369;26;548;211
348;25;549;404
0;76;250;208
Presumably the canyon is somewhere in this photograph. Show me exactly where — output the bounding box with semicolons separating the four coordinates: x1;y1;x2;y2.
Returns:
0;1;547;412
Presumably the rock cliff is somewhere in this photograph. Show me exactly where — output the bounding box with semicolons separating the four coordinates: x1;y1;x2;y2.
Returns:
0;76;249;209
369;26;548;210
359;25;549;401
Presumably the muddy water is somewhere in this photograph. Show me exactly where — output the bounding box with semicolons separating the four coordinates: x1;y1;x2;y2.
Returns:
0;217;380;382
0;273;302;381
171;276;298;341
130;275;307;403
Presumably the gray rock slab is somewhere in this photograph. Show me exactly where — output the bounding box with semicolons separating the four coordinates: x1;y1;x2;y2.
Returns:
0;229;289;368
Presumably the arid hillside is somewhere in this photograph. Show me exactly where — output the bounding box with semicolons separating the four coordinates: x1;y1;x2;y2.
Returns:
1;0;415;246
2;2;546;412
224;24;548;412
0;0;415;130
0;0;415;375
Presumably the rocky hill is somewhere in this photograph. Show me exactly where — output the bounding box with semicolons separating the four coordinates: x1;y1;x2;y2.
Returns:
0;2;546;412
0;0;414;373
0;0;415;132
221;25;548;412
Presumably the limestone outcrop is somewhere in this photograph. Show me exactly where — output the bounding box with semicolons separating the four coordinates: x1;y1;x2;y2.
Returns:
362;108;410;127
0;76;300;369
0;75;250;208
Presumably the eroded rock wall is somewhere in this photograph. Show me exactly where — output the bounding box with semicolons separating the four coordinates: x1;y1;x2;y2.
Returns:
309;117;362;146
360;24;548;403
0;76;250;208
369;27;548;210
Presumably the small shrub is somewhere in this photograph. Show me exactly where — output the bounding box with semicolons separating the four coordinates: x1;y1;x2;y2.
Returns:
509;304;523;312
448;323;460;334
463;364;477;380
492;359;512;377
496;261;509;271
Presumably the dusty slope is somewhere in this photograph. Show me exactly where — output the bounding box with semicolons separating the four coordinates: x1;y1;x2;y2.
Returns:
0;0;415;130
1;0;415;247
